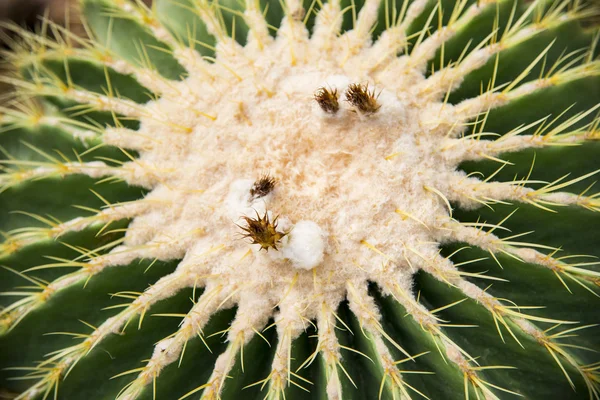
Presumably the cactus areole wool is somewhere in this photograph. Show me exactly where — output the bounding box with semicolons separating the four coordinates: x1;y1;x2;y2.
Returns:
112;65;463;301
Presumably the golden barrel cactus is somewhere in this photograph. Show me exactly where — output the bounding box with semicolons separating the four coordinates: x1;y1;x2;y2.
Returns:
0;0;599;398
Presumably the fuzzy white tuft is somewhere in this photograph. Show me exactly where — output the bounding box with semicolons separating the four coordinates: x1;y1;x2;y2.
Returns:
280;220;326;270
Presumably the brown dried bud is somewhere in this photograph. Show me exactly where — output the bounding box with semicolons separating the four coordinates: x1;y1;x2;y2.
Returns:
345;83;380;115
238;211;286;251
314;87;340;114
250;174;276;200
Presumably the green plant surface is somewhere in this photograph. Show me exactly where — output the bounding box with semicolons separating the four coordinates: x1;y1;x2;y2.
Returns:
0;0;599;399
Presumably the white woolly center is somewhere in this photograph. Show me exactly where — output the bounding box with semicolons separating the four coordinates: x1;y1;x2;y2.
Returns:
104;29;470;328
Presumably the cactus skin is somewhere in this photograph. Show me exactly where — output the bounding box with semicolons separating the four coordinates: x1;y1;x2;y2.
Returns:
1;0;600;399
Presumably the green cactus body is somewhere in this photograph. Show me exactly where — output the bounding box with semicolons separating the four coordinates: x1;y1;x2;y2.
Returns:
1;0;599;398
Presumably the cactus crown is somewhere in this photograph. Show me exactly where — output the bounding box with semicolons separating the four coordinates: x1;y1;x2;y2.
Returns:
0;0;600;399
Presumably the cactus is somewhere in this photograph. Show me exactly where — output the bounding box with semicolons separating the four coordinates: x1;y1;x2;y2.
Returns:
0;0;599;398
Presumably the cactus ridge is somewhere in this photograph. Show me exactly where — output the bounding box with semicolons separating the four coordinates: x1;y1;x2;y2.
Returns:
0;0;599;399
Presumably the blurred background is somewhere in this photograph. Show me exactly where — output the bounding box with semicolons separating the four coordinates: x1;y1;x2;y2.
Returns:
0;0;80;97
0;0;76;33
0;0;598;34
0;0;597;51
0;0;596;100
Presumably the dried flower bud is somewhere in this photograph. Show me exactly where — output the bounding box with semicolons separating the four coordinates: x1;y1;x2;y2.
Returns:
250;174;276;200
314;87;340;114
238;211;286;251
345;83;380;115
